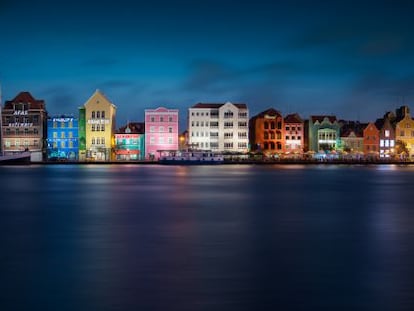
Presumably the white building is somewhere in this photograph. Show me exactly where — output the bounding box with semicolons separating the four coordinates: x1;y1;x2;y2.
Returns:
188;102;249;153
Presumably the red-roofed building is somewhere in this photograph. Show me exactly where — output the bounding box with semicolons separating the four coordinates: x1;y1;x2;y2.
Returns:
1;91;48;159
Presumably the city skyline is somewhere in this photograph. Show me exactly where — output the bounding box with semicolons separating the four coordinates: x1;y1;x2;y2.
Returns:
1;0;414;130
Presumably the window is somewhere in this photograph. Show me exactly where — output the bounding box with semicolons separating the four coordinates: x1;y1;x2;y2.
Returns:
159;126;164;132
385;140;389;147
159;137;164;144
380;139;384;147
61;122;65;128
92;138;95;145
61;141;65;148
224;142;233;149
385;130;390;137
53;132;57;138
168;127;173;133
286;126;290;131
24;128;29;135
150;116;155;122
264;132;269;139
224;132;233;139
400;131;405;136
69;120;73;128
69;141;73;148
150;126;155;133
264;122;269;129
238;132;247;138
150;137;155;145
53;121;57;128
61;132;65;138
224;122;233;128
277;122;282;129
191;121;194;126
34;129;38;135
69;132;73;138
101;137;105;144
168;137;173;144
96;138;100;145
271;122;275;129
238;112;247;118
92;125;95;131
169;116;173;122
101;111;105;118
160;117;164;122
101;124;105;131
390;140;394;147
92;111;95;118
97;111;100;119
96;124;100;131
224;111;233;118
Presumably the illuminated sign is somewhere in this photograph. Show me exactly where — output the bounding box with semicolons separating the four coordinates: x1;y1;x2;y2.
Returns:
53;118;73;122
8;123;34;127
87;119;110;124
13;110;28;115
115;134;139;139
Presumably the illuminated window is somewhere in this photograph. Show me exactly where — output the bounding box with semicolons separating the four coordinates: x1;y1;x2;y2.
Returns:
53;121;57;128
385;130;390;137
390;140;395;147
69;132;73;138
61;122;65;128
69;121;73;128
380;139;384;147
61;132;65;138
385;140;389;147
15;139;20;147
61;141;65;148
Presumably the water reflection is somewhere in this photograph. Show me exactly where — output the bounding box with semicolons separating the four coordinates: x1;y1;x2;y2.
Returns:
1;164;414;310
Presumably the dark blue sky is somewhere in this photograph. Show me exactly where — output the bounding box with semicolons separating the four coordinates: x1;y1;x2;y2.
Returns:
1;0;414;129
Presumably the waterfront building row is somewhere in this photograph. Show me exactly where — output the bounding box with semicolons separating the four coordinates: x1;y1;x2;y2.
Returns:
2;89;414;161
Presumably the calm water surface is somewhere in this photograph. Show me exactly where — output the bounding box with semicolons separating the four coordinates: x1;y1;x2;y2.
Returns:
1;164;414;311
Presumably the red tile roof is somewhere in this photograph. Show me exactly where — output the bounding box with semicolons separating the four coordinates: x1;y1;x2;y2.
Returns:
191;102;247;109
4;91;45;109
284;113;303;123
117;122;145;134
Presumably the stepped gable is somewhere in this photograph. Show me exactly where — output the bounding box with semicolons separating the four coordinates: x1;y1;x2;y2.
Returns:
192;102;247;109
311;115;337;123
4;91;45;109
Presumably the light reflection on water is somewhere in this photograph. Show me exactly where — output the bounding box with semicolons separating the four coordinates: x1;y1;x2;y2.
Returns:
1;164;414;311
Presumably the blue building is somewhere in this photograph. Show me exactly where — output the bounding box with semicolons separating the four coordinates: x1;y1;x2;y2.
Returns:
47;115;79;160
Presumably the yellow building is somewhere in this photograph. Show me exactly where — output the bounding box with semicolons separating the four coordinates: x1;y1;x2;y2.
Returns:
81;90;117;161
395;106;414;159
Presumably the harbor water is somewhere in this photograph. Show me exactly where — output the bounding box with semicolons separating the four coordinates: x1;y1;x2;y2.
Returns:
1;164;414;310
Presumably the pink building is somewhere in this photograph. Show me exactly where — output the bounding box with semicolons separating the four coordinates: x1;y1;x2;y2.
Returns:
145;107;179;160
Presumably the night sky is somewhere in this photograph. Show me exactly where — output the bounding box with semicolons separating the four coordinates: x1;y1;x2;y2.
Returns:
1;0;414;130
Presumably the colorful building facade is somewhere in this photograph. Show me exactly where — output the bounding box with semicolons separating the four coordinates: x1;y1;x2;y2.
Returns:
249;108;284;155
188;102;249;153
115;122;145;160
376;112;396;159
145;107;179;160
46;116;79;160
395;106;414;159
80;90;117;161
1;92;48;158
284;113;304;155
308;116;340;152
363;122;380;158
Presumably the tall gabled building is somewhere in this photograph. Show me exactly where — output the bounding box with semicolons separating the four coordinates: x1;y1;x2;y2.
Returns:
1;91;48;159
395;106;414;159
79;89;117;161
375;112;396;159
188;102;249;153
284;113;304;155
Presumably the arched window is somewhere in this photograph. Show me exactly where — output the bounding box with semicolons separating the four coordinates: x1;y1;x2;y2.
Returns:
264;122;269;129
270;142;275;150
264;132;269;140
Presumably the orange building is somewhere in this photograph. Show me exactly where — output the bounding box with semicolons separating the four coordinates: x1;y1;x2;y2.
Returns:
363;122;380;158
249;108;284;155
